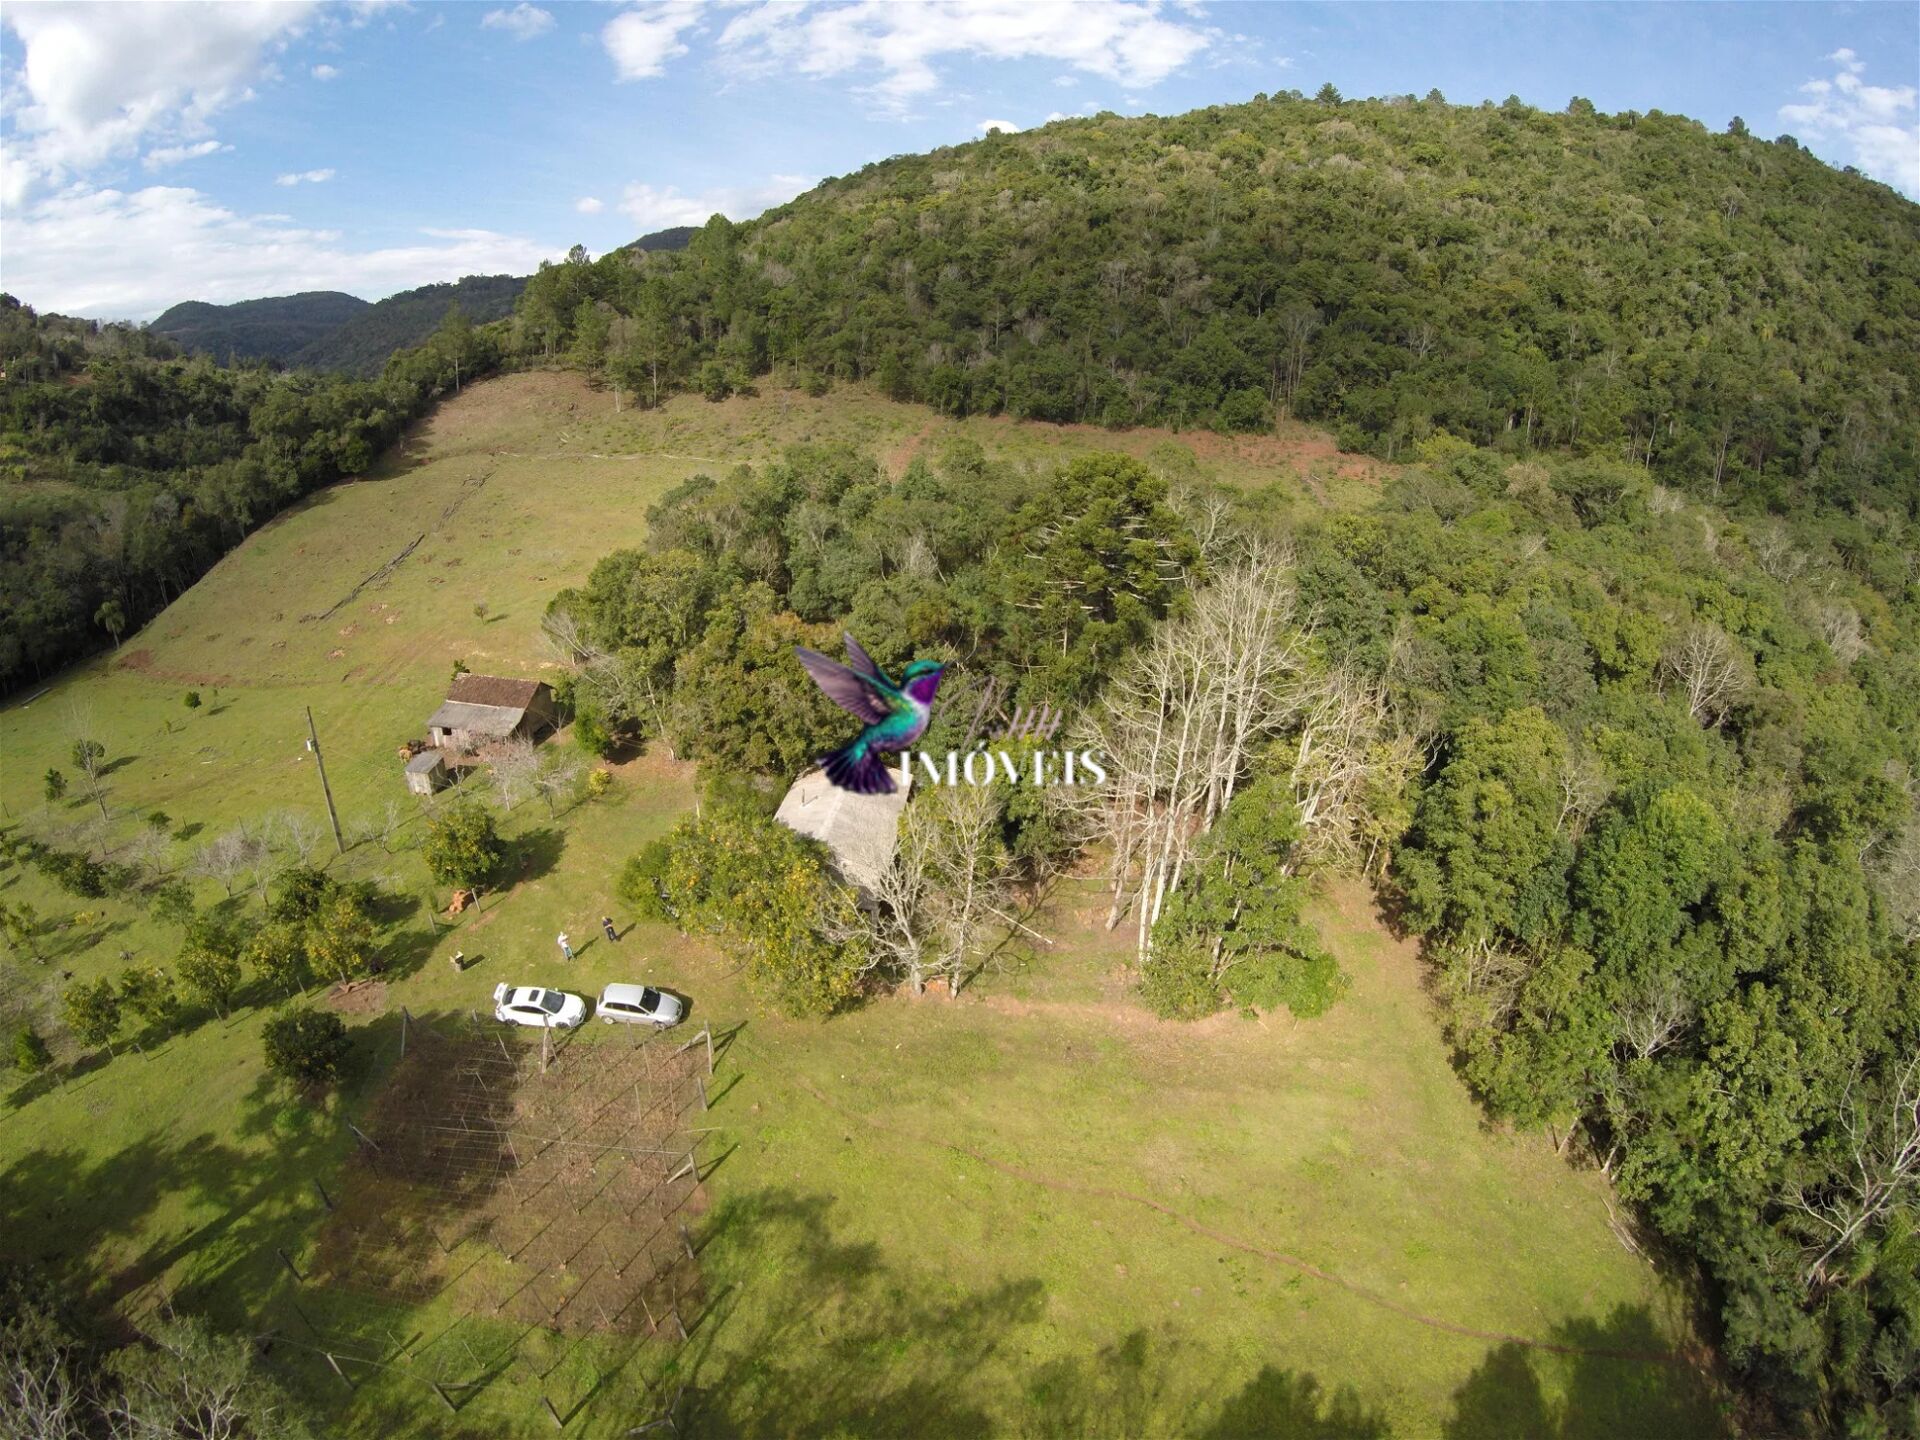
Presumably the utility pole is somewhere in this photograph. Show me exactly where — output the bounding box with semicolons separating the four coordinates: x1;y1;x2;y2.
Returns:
305;706;346;855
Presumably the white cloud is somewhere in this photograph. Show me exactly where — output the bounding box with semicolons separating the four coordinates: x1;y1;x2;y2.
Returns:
3;184;561;320
274;167;336;186
618;173;811;231
1779;49;1919;197
143;139;233;170
481;4;555;42
977;118;1020;134
603;1;702;80
311;63;341;80
0;1;317;205
345;0;408;27
575;195;606;214
715;0;1212;113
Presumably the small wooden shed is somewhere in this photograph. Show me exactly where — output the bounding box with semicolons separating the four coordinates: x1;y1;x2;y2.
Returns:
405;749;449;795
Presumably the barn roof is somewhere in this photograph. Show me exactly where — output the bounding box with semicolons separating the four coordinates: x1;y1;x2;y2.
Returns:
446;674;546;709
426;700;524;736
773;767;910;895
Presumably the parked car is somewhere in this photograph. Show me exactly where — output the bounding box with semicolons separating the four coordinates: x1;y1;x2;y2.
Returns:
492;983;586;1029
595;982;684;1028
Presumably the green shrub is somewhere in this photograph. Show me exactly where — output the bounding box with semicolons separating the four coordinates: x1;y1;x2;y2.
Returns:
1139;940;1225;1020
262;1009;351;1088
12;1024;51;1074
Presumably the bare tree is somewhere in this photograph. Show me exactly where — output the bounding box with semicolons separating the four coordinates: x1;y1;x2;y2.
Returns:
1287;667;1416;869
378;799;407;853
1661;619;1748;726
532;752;586;817
867;803;939;995
2;1337;85;1440
539;606;593;666
1081;543;1310;962
920;783;1015;998
1787;1055;1920;1288
1618;968;1693;1060
1813;597;1867;665
240;826;279;904
101;1316;278;1440
487;736;540;810
1275;306;1322;418
191;829;256;899
1556;746;1613;841
1751;523;1807;584
277;811;324;866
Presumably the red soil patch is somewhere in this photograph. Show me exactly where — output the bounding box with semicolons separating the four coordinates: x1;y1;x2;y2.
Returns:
319;978;388;1015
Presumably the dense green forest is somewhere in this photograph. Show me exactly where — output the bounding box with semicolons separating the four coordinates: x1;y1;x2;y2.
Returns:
149;290;370;363
0;297;500;690
518;88;1919;519
288;274;526;375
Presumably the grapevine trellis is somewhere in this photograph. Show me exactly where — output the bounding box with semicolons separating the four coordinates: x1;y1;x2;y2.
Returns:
253;1010;730;1429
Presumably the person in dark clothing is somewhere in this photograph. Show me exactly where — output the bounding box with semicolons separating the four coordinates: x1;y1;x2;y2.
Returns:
601;915;618;943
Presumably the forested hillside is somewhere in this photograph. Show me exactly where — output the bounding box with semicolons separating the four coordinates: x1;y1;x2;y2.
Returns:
149;291;371;363
522;89;1918;519
144;229;698;378
0;297;499;690
290;274;525;375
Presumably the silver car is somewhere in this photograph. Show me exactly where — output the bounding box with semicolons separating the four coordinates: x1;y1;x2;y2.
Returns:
493;983;587;1029
595;983;684;1028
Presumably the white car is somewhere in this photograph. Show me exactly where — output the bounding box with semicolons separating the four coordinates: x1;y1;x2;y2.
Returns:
492;983;587;1030
595;983;685;1028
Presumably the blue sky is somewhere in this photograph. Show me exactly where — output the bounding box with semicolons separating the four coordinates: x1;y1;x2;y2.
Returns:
2;0;1915;320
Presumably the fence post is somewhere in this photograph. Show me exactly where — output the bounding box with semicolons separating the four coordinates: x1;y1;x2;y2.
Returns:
324;1352;353;1392
311;1178;333;1212
275;1248;304;1283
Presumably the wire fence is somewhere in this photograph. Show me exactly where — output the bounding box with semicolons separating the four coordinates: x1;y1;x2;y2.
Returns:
229;1012;731;1432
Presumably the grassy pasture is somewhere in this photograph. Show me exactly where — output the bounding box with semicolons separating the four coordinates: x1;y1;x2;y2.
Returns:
0;373;1720;1436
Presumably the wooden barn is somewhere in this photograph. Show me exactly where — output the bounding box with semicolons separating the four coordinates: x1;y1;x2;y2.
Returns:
426;674;557;751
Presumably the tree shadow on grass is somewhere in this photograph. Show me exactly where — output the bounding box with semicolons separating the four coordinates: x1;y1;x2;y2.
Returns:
675;1187;1398;1440
506;826;565;886
1443;1305;1723;1440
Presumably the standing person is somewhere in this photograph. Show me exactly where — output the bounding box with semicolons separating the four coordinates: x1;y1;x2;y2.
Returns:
601;915;618;944
557;932;574;962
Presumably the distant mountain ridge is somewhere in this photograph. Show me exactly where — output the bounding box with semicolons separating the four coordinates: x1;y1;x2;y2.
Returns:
149;227;697;375
148;291;369;362
291;274;526;376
